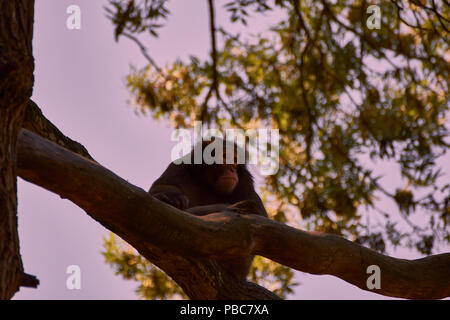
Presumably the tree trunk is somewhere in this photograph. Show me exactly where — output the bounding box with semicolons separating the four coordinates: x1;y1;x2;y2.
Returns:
0;0;35;299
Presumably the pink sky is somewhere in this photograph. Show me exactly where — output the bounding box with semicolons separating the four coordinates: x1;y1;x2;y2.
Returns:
13;0;449;300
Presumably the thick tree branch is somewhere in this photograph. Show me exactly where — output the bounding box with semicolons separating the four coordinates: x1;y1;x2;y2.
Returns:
16;129;450;299
17;128;278;299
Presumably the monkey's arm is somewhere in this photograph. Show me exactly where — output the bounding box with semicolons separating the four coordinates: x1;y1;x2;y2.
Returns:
187;199;268;217
226;199;268;217
186;204;230;216
149;183;189;210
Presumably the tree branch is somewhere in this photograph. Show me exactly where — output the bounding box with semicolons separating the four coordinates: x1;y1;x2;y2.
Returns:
23;100;95;161
199;0;220;121
16;129;450;299
20;273;39;288
17;128;278;299
121;32;161;73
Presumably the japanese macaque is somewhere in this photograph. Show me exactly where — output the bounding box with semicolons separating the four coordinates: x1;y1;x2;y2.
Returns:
149;140;268;279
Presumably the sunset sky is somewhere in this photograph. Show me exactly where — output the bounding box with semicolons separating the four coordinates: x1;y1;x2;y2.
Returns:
13;0;449;300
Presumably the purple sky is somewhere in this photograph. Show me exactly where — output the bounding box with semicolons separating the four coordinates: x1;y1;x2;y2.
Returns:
13;0;449;300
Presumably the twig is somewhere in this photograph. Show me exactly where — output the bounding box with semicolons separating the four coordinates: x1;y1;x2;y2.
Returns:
122;32;161;73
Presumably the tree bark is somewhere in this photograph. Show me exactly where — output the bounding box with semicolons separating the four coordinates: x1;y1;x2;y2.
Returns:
0;1;35;299
17;129;450;299
23;100;94;161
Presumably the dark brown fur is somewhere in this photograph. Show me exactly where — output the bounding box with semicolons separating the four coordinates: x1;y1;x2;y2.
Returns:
149;142;268;279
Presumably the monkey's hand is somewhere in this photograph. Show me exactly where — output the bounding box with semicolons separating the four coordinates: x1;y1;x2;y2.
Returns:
186;204;230;216
152;191;189;210
226;200;260;215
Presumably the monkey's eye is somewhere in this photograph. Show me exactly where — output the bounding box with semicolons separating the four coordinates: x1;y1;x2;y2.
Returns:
222;152;239;165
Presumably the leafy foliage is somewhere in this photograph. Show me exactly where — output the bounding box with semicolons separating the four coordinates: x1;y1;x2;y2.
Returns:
103;233;187;299
103;233;296;299
105;0;169;40
104;0;450;299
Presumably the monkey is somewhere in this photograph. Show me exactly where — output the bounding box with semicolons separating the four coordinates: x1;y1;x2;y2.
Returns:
149;139;268;280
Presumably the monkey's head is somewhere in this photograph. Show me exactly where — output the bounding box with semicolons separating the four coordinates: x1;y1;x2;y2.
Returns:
192;139;251;196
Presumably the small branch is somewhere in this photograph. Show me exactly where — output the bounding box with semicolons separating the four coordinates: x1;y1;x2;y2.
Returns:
208;0;219;96
122;32;161;73
200;0;220;121
291;0;318;171
20;273;39;288
390;0;433;32
431;0;450;33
